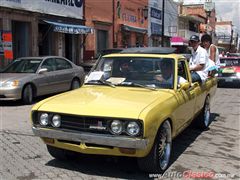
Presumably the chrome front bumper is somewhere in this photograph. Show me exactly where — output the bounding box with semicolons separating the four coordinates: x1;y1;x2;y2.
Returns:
32;127;148;149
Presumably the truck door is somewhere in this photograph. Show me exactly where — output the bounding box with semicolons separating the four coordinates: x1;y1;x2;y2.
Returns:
174;60;197;133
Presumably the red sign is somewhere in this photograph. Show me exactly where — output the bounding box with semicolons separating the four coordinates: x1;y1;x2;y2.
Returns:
2;31;13;60
4;50;13;59
3;32;12;42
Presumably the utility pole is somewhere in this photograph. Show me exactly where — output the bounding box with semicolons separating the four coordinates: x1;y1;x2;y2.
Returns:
229;28;233;52
161;0;165;47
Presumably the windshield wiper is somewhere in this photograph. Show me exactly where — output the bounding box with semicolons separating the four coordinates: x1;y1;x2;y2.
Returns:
85;79;115;88
119;82;157;91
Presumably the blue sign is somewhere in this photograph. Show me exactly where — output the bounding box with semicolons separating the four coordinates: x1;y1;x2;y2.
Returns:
151;7;161;20
151;22;161;35
44;20;93;34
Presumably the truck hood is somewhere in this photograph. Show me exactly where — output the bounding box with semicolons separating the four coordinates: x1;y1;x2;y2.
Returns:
37;85;173;119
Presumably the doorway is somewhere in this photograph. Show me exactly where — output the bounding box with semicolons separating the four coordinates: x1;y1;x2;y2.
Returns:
38;23;53;56
65;34;77;63
97;30;108;55
12;21;30;58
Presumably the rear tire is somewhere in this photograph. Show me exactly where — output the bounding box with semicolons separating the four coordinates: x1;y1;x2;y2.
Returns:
71;78;80;90
137;120;172;173
196;96;211;129
47;145;75;160
22;84;33;105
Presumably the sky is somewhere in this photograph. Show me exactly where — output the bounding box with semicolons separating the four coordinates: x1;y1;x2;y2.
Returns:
173;0;240;34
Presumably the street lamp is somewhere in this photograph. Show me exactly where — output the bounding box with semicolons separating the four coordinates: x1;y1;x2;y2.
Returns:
142;6;148;20
204;0;213;24
204;0;214;37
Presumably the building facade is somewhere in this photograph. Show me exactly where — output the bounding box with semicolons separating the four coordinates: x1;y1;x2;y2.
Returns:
84;0;114;60
114;0;148;48
0;0;92;68
216;21;237;52
84;0;148;59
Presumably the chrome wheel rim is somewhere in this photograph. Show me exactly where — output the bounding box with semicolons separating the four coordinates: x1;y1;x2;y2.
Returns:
204;99;210;127
159;131;171;170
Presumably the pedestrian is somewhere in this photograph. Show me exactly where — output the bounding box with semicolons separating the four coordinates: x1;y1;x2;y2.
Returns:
201;34;220;76
188;35;209;83
219;50;226;58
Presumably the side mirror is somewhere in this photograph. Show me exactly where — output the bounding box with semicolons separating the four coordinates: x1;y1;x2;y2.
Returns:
179;82;190;90
38;68;48;74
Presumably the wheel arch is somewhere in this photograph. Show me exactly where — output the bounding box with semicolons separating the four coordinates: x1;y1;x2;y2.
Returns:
71;77;81;85
156;118;172;142
22;82;37;98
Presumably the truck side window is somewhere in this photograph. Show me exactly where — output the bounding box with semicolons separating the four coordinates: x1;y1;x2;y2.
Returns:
178;60;188;81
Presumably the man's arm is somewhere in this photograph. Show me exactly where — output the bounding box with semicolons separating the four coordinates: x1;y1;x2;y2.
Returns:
209;45;216;63
189;64;205;71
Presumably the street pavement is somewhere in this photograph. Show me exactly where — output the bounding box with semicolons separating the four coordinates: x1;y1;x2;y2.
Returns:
0;88;239;180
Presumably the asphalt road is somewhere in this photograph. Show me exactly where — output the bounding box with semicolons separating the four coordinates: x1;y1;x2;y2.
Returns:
0;87;239;180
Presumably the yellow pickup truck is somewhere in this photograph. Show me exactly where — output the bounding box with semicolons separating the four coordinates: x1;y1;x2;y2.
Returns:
31;47;217;173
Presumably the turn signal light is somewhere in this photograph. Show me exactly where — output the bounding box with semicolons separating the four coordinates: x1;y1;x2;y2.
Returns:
119;148;136;154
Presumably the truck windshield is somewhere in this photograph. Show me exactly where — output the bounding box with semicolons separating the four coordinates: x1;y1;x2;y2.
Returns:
90;57;175;89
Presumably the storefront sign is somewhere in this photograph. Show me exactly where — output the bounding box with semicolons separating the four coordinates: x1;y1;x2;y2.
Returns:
44;20;93;34
2;31;13;60
122;13;137;23
0;0;83;19
151;22;161;35
150;7;161;20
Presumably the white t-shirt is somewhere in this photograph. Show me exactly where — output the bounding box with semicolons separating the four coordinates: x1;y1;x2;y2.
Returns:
189;46;209;81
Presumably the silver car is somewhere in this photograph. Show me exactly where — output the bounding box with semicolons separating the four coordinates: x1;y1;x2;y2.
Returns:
0;56;85;104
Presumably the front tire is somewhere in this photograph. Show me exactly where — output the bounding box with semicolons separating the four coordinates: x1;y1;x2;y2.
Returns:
138;120;172;173
22;84;33;105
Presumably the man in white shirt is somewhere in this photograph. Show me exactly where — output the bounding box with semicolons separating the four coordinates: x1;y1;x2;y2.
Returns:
189;35;208;83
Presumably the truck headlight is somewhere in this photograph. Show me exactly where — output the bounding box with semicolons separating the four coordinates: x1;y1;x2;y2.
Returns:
39;113;49;126
126;121;140;136
236;72;240;77
51;115;61;127
110;120;123;135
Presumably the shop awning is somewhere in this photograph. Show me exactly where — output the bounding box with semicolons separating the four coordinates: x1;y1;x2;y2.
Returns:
44;20;93;34
170;36;189;46
122;24;147;34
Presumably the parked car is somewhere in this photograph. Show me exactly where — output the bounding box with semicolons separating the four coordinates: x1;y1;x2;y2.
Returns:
31;47;217;173
226;53;240;57
0;56;85;104
217;56;240;87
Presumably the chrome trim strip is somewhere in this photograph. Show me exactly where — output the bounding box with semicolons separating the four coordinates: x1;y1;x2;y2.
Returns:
32;127;148;149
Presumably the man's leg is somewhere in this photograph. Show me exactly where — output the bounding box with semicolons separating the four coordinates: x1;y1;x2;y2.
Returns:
191;71;202;83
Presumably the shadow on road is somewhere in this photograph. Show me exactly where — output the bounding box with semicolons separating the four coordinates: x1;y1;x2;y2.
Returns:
0;94;53;107
45;113;219;178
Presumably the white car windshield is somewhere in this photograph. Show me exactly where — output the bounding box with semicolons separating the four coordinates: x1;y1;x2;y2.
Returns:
88;57;175;89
